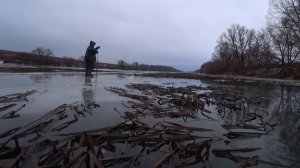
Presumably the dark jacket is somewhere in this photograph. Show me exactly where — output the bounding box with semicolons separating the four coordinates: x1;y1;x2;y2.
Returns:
84;45;98;63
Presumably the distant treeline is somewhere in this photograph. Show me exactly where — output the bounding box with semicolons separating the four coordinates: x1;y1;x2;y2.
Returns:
117;60;180;72
198;0;300;78
0;49;82;67
0;49;118;69
0;49;179;72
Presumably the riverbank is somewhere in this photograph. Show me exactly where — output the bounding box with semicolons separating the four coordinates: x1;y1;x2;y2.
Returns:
1;64;300;87
136;71;300;87
0;63;120;73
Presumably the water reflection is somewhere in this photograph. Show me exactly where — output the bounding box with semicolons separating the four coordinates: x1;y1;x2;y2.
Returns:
272;86;300;163
29;74;51;83
203;80;300;165
117;73;126;79
82;77;95;106
235;84;300;164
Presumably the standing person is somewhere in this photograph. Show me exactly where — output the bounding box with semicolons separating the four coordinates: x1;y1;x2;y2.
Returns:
84;41;100;77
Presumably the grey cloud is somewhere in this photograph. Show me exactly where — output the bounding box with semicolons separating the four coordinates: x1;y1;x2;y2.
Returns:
0;0;269;71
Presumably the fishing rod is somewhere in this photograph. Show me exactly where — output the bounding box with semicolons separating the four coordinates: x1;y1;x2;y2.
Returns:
95;52;98;87
95;45;100;86
96;53;98;77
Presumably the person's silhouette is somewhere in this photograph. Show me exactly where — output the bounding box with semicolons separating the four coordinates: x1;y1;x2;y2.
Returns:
84;41;100;77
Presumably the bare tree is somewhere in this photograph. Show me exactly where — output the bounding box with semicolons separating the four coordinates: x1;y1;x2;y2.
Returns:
32;47;54;65
132;62;139;70
117;60;127;69
32;47;53;56
268;0;300;65
213;24;255;65
200;1;300;74
269;0;300;41
246;29;274;66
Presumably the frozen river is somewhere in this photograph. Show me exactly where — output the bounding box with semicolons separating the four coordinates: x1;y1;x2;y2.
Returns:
0;71;299;167
0;72;201;130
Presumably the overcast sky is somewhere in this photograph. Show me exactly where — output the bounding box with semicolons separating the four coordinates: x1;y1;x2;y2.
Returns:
0;0;269;71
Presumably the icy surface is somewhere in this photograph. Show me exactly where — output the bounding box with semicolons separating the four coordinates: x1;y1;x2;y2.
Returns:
0;72;299;167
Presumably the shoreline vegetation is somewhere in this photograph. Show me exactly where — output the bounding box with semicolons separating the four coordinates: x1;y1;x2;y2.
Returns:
0;46;300;87
1;48;300;88
198;0;300;80
135;72;300;87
